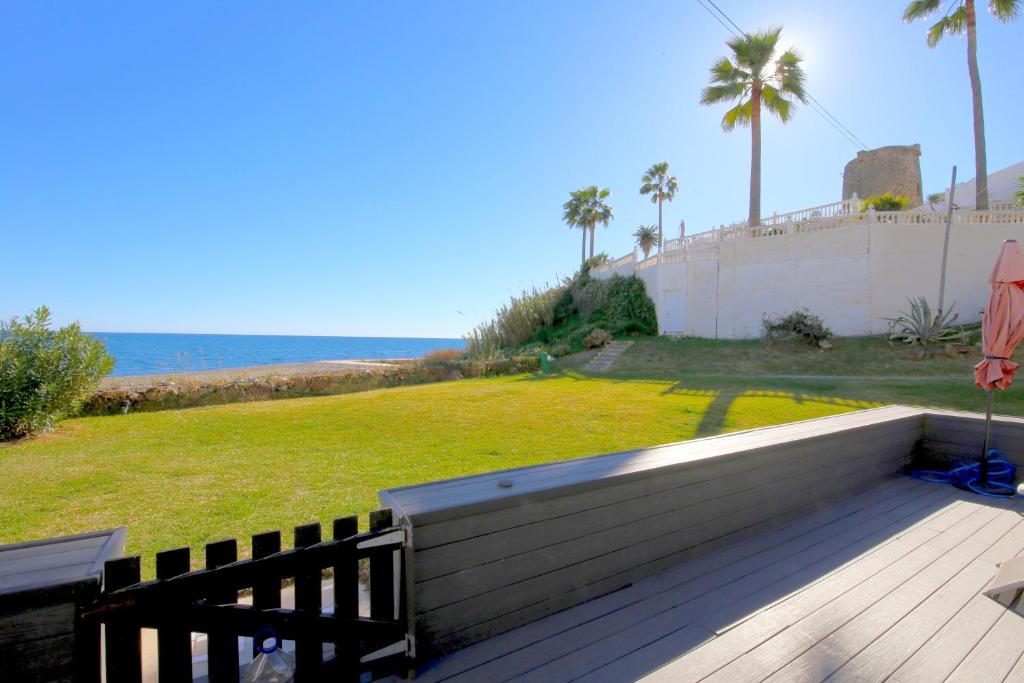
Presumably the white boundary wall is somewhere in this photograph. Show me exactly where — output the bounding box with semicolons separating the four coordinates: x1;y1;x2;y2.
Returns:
593;209;1024;339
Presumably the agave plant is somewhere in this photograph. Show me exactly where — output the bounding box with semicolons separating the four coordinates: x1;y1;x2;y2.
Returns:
885;297;965;348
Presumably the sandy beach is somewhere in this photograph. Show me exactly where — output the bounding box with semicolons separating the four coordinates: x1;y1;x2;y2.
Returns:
99;358;414;390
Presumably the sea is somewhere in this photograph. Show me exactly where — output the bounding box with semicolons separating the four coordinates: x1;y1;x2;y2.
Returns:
89;332;466;377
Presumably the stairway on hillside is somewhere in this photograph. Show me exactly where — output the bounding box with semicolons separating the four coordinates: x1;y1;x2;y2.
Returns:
584;340;634;372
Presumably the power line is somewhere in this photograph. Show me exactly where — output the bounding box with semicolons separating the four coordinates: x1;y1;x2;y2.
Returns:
704;0;745;37
694;0;869;151
805;92;870;149
694;0;739;38
804;97;865;149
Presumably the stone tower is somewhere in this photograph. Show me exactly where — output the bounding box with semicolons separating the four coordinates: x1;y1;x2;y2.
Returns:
842;144;923;207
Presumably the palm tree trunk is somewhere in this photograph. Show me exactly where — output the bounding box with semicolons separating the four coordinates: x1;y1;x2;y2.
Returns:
589;221;596;260
581;228;586;265
966;0;989;210
749;80;762;227
657;194;664;252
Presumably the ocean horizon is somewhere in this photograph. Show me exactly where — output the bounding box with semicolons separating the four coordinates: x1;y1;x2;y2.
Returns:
90;331;466;377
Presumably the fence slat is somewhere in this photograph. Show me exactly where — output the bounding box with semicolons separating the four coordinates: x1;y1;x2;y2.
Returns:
205;539;239;683
369;509;395;621
251;530;281;658
369;509;398;680
156;547;192;683
333;516;360;680
104;556;143;683
294;523;323;677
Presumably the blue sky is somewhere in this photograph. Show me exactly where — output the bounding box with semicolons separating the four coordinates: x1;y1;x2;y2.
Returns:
2;1;1020;337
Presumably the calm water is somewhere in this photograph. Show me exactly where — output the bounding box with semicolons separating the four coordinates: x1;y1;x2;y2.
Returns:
90;332;466;377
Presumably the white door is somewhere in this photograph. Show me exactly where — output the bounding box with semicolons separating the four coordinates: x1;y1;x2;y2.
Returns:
661;289;684;334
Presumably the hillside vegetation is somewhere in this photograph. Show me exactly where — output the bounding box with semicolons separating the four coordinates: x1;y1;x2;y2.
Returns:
465;257;657;358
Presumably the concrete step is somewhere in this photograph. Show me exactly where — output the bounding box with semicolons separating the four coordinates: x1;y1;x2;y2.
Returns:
584;340;634;372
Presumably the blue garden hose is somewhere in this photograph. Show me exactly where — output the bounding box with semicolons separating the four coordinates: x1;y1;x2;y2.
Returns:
910;449;1020;498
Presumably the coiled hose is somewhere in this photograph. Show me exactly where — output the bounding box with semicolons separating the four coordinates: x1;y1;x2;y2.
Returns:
909;449;1020;498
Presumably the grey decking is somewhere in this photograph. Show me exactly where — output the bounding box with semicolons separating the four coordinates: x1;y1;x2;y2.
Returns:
382;406;923;656
410;477;1024;682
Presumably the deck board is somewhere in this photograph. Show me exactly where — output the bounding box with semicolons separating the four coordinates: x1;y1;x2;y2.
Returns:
411;477;1024;682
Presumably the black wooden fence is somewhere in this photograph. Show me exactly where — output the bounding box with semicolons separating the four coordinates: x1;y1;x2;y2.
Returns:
76;509;410;682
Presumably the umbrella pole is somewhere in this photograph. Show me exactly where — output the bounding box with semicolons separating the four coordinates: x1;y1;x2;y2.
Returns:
982;388;993;484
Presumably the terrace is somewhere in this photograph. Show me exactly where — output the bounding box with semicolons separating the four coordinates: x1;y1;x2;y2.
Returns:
5;406;1024;681
381;406;1024;682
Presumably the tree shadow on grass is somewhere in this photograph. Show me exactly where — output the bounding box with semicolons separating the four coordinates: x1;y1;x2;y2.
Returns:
514;370;883;439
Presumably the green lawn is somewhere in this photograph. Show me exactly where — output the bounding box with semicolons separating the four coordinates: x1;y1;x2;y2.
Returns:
3;335;1016;575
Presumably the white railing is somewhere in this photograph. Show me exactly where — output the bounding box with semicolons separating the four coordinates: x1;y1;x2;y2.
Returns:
762;195;862;227
992;201;1023;211
592;251;635;275
868;209;1024;225
598;206;1024;276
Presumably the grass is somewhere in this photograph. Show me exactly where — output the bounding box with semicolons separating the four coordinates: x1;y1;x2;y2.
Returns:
3;334;1017;576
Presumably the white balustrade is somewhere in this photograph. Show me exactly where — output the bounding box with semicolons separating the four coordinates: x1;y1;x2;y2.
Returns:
596;203;1024;277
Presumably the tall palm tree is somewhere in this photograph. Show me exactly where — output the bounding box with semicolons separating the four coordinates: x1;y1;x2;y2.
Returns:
633;225;659;259
639;162;678;252
562;189;589;265
562;186;613;264
700;27;806;227
903;1;1020;211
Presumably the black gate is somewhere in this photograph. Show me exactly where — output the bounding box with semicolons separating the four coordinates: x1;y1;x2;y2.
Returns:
76;508;411;682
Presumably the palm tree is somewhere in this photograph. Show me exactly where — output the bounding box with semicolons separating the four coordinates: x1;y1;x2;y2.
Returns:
1013;176;1024;207
639;162;678;252
633;225;659;259
903;1;1020;211
700;27;806;227
562;186;613;264
562;189;589;265
927;191;946;210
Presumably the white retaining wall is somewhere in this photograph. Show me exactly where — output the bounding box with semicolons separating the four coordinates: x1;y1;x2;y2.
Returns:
594;211;1024;338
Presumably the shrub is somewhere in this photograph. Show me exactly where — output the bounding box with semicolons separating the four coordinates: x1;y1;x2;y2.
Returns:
573;279;610;322
421;348;464;363
549;343;571;357
582;328;613;348
861;192;910;212
762;309;832;348
885;298;965;349
0;307;114;440
600;275;658;335
464;284;565;358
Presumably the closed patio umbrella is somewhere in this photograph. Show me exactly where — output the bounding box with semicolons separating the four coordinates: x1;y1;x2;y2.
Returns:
973;239;1024;489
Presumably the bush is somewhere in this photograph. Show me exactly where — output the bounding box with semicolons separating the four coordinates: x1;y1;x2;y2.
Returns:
421;348;465;363
0;307;114;439
599;275;658;335
573;279;610;322
464;284;566;358
885;298;965;349
762;309;832;348
549;343;571;357
582;328;613;348
861;192;910;211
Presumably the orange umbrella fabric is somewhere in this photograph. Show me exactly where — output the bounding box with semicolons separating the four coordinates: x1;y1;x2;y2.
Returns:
974;240;1024;390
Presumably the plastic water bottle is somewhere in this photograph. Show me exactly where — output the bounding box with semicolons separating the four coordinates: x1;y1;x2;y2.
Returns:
245;628;296;683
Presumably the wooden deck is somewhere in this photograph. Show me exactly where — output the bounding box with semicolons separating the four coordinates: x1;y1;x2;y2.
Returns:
410;476;1024;682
